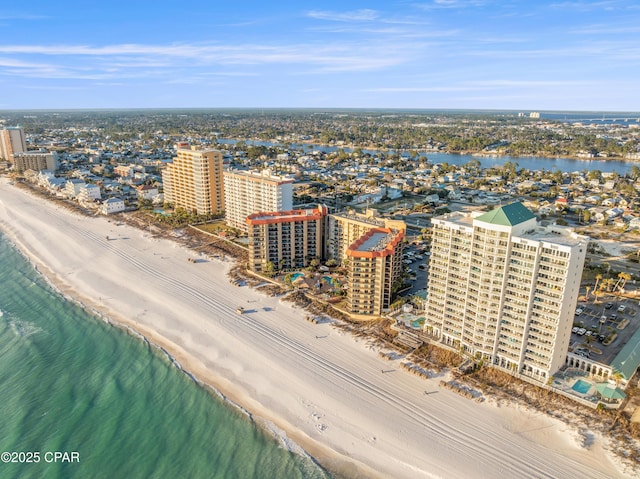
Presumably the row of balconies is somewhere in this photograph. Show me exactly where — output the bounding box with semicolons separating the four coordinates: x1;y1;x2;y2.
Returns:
538;255;569;265
497;349;520;360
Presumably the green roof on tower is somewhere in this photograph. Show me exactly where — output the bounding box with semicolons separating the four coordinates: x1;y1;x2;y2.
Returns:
476;202;535;227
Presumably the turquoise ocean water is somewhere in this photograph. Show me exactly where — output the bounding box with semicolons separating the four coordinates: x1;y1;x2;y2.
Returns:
0;234;332;479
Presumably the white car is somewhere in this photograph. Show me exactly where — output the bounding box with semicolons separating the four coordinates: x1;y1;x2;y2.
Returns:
575;308;583;316
617;305;626;313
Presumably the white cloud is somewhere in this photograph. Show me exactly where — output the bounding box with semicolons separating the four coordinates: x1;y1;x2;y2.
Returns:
570;24;640;34
0;13;47;20
0;39;421;81
306;9;380;22
414;0;489;10
549;0;639;11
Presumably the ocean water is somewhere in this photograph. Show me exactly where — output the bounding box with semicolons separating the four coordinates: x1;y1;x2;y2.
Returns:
0;234;332;479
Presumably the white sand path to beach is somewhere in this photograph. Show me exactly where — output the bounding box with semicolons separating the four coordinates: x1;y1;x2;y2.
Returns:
0;177;635;479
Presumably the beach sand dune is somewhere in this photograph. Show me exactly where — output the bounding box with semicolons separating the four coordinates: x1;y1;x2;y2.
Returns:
0;178;634;479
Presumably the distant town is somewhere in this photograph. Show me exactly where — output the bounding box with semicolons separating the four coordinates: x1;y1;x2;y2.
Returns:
1;109;640;452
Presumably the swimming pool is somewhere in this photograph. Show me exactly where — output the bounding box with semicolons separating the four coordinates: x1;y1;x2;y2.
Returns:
411;318;425;328
291;272;304;281
572;379;592;394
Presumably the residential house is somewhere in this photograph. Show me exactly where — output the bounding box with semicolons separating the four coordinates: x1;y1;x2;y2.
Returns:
100;197;125;215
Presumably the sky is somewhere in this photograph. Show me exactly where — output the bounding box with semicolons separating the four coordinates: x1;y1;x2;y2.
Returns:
0;0;639;111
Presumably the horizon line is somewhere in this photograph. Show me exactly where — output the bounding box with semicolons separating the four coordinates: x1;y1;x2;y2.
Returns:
2;107;640;115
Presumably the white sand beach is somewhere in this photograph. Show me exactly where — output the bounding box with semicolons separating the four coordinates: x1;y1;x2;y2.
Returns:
0;177;635;479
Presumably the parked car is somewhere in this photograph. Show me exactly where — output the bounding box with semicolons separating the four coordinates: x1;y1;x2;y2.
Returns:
577;328;587;335
575;308;583;316
572;326;579;334
605;302;613;309
617;304;626;313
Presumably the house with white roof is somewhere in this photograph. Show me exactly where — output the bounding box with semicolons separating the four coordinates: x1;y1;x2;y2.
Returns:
100;197;125;215
64;179;86;198
77;184;101;202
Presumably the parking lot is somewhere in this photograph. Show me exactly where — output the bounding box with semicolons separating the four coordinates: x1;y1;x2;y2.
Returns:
572;296;639;364
400;242;430;297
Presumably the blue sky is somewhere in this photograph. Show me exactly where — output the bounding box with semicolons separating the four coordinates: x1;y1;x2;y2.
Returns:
1;0;639;111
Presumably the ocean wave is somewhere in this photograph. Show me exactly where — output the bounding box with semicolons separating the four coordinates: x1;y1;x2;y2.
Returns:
9;319;43;338
254;416;311;458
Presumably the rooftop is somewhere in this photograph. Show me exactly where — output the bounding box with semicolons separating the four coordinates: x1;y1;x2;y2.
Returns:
346;227;404;258
246;205;328;225
355;231;393;253
475;202;536;226
610;326;640;381
526;226;589;247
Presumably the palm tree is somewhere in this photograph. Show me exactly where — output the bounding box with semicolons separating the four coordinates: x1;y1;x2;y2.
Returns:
585;285;591;302
263;261;276;278
614;272;631;292
602;278;615;293
594;273;603;293
611;371;624;389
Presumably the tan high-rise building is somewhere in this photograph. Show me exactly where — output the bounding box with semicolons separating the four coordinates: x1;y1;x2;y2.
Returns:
162;144;224;215
424;202;588;382
345;227;404;317
0;126;27;164
327;208;406;264
224;169;293;233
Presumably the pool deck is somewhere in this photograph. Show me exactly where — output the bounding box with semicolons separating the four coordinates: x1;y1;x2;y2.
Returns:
552;368;601;404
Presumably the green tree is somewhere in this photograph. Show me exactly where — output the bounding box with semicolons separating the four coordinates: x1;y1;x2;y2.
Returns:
263;261;276;278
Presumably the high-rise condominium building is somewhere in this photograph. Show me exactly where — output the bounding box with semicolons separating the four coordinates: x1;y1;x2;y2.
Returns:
246;203;406;318
13;151;58;173
246;205;328;273
162;144;224;215
424;203;588;382
327;208;406;264
345;227;404;317
224;169;293;233
0;126;27;164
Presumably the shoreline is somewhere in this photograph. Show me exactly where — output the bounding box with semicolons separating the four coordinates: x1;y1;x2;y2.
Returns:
0;176;635;479
234;138;640;164
0;194;377;479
